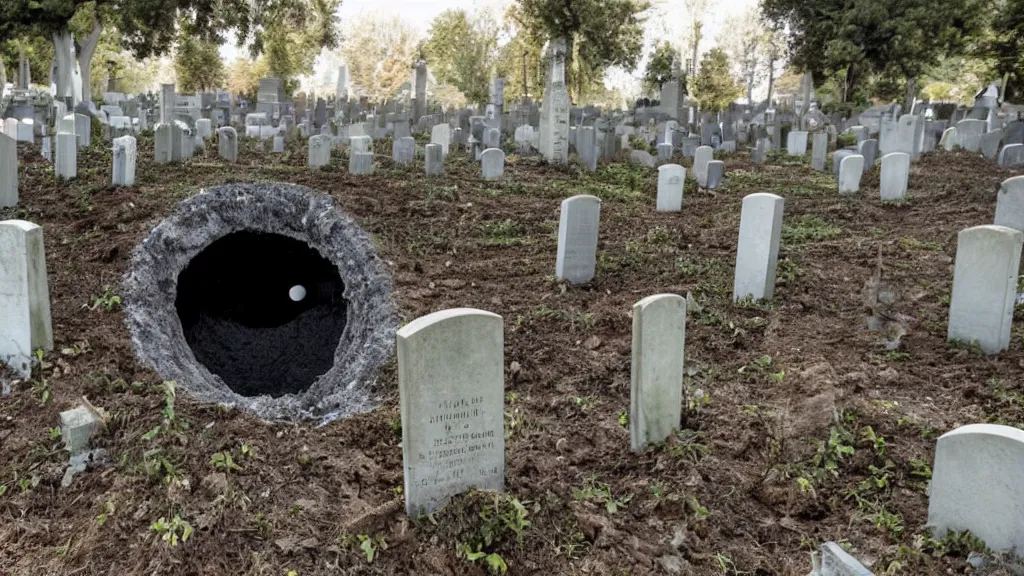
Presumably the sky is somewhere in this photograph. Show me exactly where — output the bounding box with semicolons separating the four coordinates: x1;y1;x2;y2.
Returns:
219;0;764;98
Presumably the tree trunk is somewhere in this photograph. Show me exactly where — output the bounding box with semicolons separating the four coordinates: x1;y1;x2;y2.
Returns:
746;74;753;103
843;63;856;103
904;76;916;114
77;21;103;105
52;28;76;105
690;21;701;76
766;47;776;106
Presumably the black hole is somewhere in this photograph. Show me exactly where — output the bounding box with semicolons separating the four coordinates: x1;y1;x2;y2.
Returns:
175;231;347;397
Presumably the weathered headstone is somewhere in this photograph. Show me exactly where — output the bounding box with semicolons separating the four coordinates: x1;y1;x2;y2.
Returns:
196;118;212;139
956;119;987;151
832;149;856;176
272;135;285;153
349;152;374;175
629;149;655;168
0;133;16;207
217;127;238;163
55;133;77;179
940;127;958;151
0;220;53;379
838;154;865;195
15;119;33;143
112;135;137;187
751;137;767;164
947;224;1022;354
1006;121;1024;146
155;123;173;164
307;134;330;167
484;128;500;150
656;164;685;212
880;152;910;201
811;132;828;170
811;542;874;576
693;145;713;186
397;308;505;515
994;175;1024;232
555;195;601;284
392;136;415;165
999;143;1024;166
425;143;444;176
858;139;878;174
577;126;598;171
656;142;673;161
74;113;90;148
480;148;504;181
979;130;1002;160
41;136;52;164
927;423;1024;552
630;294;686;451
706;160;724;189
786;131;808;156
733;193;784;302
350;135;372;155
429;124;451;158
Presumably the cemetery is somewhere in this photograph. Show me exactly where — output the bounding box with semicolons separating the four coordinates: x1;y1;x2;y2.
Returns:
2;0;1024;574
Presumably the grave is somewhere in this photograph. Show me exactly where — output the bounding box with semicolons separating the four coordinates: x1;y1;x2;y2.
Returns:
350;152;374;175
481;148;504;180
940;127;957;150
630;294;686;451
426;143;444;176
393;137;415;165
397;308;505;515
927;423;1024;552
578;126;598;171
74;113;90;148
124;183;395;420
217;127;238;162
999;143;1024;166
629;149;655;168
811;132;828;170
994;176;1024;232
752;138;767;164
706;160;724;189
947;224;1022;354
656;164;685;212
787;131;808;156
979;130;1002;160
955;119;986;151
112;135;137;187
555;195;601;284
0;220;53;379
838;154;864;195
733;193;784;302
656;143;673;161
693;146;713;187
858;139;877;174
155;123;173;164
0;133;16;207
56;133;77;179
272;135;285;153
879;152;909;201
832;149;856;176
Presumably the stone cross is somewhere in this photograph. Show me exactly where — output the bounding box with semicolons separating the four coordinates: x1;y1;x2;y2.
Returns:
630;294;686;451
656;164;685;212
0;220;54;379
947;224;1022;354
397;308;505;515
733;193;785;302
555;195;601;284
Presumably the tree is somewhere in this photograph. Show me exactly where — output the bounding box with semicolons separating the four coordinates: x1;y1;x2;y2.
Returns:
682;0;708;76
985;0;1024;101
225;56;270;100
762;0;990;103
422;10;501;105
511;0;650;103
496;26;545;101
174;35;224;92
691;48;741;112
338;13;421;102
717;7;771;102
642;41;682;96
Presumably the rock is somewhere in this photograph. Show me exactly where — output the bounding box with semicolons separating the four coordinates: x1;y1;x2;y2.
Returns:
878;367;899;383
670;526;686;550
658;555;691;575
584;335;602;350
201;472;228;494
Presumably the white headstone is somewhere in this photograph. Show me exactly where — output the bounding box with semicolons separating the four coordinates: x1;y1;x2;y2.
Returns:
481;148;504;180
41;136;51;163
630;294;686;451
927;423;1024;552
940;127;958;151
787;131;808;156
555;195;601;285
155;123;173;164
838;154;865;195
947;224;1022;354
979;130;1002;160
810;132;828;170
196;118;212;139
0;133;16;207
74;113;90;148
733;193;785;302
425;143;444;175
879;152;910;201
112;135;137;187
393;136;415;165
217;126;238;163
350;135;371;155
656;164;685;212
350;152;374;175
693;145;713;187
55;133;77;179
272;135;285;153
994;176;1024;232
430;124;451;157
956;119;986;152
998;143;1024;166
15;119;33;143
0;220;53;379
397;308;505;515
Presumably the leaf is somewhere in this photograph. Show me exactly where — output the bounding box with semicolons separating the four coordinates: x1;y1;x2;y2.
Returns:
359;537;376;563
484;553;508;575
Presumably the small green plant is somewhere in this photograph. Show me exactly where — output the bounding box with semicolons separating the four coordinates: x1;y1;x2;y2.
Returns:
150;514;193;547
340;533;388;564
457;543;508;575
96;500;115;526
33;378;52;405
572;476;633;514
861;426;887;457
617;410;629;427
571;396;596;412
46;427;61;441
85;286;122;312
884;350;912;362
142;381;187;440
210;451;243;472
781;215;841;246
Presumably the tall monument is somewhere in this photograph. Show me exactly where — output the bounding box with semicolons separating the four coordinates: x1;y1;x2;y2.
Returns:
539;39;570;164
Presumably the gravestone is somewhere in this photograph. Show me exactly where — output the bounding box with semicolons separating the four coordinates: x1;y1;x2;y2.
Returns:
15;119;33;143
811;132;828;170
832;149;856;176
681;136;699;158
41;136;51;164
838;154;865;195
196;118;212;139
539;40;570;164
940;127;958;151
947;224;1022;354
397;308;505;515
74;113;90;148
0;220;53;379
706;160;724;189
272;135;285;153
927;423;1024;552
629;150;655;168
349;152;374;175
896;114;923;158
630;294;686;451
878;118;898;155
811;542;874;576
656;143;673;161
0;133;16;207
858;139;878;174
307;134;330;167
555;195;601;284
880;152;910;201
956;119;987;151
484;128;500;150
994;176;1024;232
656;164;685;212
514;125;535;153
392;137;415;165
217;127;238;162
752;137;767;164
733;193;785;302
112;135;137;187
693;145;713;186
1006;121;1024;145
350;135;372;155
577;126;598;171
480;148;504;181
393;120;411;140
998;143;1024;166
787;131;808;156
55;133;77;179
425;143;444;176
979;130;1002;160
57;114;75;137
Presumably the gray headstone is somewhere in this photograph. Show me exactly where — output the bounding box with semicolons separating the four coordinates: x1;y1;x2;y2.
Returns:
857;139;877;174
431;124;451;157
112;135;137;187
940;127;958;150
706;160;724;189
980;130;1002;160
693;146;713;186
392;136;415;165
56;133;77;179
656;164;685;212
998;143;1024;166
813;542;874;576
630;294;686;451
733;193;784;302
811;132;828;170
833;149;856;176
0;220;53;379
577;126;598;171
787;131;808;156
838;154;864;195
74;113;90;148
349;152;374;175
927;424;1024;552
484;128;500;150
880;152;910;201
751;137;767;164
425;143;444;176
480;148;504;180
0;133;16;207
947;224;1022;353
272;135;285;153
555;195;601;284
397;308;505;515
656;142;673;161
956;119;987;151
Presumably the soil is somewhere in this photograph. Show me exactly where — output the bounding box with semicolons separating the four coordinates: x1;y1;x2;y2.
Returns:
2;133;1024;576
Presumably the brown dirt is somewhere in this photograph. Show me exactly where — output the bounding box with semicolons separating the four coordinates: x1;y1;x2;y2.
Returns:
1;133;1023;576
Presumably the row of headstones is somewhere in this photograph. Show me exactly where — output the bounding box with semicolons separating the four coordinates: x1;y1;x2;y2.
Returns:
306;134;505;180
783;131;914;200
939;118;1024;165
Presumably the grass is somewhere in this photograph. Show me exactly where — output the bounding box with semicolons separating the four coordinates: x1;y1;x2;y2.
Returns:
782;215;842;245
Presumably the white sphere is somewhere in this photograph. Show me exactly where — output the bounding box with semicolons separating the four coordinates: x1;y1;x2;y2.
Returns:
289;285;307;302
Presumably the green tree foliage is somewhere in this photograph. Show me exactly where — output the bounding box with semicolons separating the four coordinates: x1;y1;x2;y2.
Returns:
423;10;501;105
496;27;545;101
174;35;224;92
339;13;420;102
642;41;682;96
985;0;1024;101
225;57;270;100
0;37;53;87
762;0;990;102
691;48;741;112
512;0;650;102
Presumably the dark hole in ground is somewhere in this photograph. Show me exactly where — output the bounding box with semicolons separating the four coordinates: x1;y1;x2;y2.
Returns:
175;231;348;397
